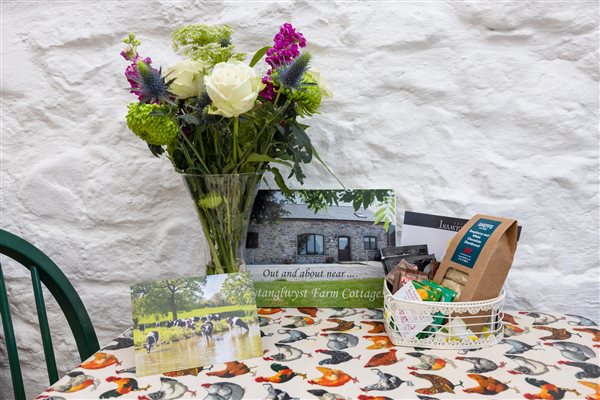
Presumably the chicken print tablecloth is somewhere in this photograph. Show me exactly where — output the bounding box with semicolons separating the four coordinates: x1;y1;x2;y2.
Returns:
35;309;599;400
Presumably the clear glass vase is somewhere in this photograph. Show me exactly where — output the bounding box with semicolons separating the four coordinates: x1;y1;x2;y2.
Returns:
181;172;262;275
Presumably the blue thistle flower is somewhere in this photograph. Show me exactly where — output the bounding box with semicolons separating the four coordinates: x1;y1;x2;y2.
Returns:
134;60;173;104
276;52;311;90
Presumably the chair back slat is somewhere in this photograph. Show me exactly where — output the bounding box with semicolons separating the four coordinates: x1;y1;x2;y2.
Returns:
31;266;59;384
0;262;26;400
0;229;100;400
0;230;99;360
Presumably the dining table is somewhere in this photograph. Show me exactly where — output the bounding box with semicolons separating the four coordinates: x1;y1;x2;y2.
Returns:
34;308;599;400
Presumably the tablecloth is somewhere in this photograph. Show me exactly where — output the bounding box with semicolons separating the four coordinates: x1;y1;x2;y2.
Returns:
35;309;599;400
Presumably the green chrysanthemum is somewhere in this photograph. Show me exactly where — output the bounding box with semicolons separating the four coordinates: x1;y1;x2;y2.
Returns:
292;73;322;117
126;103;178;145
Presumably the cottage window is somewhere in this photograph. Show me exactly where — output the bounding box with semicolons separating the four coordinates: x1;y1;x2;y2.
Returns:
363;235;377;250
297;234;324;255
246;232;259;248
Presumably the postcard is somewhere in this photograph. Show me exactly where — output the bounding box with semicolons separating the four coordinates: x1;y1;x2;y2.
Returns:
130;272;262;377
245;189;396;307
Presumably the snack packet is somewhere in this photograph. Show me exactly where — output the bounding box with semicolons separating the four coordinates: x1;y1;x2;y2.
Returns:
422;280;457;302
433;214;518;302
411;281;442;302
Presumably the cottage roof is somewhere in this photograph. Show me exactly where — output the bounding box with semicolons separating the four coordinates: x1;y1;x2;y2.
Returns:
282;204;378;222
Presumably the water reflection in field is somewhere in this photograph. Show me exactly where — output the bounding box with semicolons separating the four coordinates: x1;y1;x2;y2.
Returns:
135;326;262;377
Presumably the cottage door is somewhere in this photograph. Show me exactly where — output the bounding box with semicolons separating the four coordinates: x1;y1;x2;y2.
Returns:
338;236;351;262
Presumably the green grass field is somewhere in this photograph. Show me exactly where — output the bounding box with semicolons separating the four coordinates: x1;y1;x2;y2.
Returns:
253;278;384;308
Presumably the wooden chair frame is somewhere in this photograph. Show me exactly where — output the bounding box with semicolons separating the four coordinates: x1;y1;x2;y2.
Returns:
0;229;99;399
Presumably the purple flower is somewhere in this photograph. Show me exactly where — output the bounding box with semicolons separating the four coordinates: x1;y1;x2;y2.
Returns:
261;23;307;101
123;51;153;100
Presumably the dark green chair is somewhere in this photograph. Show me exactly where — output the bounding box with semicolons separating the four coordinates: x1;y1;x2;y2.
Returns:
0;229;100;400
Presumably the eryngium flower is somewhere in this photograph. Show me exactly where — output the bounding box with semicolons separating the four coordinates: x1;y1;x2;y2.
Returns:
134;60;172;104
126;103;178;145
276;52;311;90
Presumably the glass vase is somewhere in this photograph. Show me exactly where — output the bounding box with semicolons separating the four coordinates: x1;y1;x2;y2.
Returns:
181;172;262;275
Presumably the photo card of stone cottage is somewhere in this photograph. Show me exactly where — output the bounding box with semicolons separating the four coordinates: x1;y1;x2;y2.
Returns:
245;189;396;307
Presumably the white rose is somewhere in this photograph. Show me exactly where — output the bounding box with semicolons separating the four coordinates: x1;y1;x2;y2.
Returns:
204;60;264;118
307;69;333;99
166;60;206;99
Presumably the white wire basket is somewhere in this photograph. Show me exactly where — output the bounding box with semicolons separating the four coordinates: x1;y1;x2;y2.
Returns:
383;281;505;349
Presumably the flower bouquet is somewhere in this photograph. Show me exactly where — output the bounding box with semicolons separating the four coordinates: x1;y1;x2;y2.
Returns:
121;23;332;274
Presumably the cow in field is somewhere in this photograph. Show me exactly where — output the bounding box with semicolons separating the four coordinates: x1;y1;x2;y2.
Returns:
145;331;159;353
227;317;249;334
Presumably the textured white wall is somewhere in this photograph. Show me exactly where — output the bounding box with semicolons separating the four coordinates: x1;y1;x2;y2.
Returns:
1;1;598;398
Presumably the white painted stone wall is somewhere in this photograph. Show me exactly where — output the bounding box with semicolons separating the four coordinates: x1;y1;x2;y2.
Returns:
1;1;598;398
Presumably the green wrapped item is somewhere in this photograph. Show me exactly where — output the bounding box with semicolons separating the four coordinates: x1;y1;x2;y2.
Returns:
411;281;442;302
413;280;457;339
423;280;457;302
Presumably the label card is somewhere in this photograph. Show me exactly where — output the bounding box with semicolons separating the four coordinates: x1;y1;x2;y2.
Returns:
450;218;501;268
390;283;433;339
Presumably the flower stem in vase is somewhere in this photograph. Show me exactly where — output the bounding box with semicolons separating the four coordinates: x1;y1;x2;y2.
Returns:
181;172;261;275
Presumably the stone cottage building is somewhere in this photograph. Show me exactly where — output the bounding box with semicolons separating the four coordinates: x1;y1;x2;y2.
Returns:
246;203;395;265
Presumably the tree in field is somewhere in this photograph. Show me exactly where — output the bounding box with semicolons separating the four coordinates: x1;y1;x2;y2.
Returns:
250;190;290;224
131;277;206;322
221;272;255;305
210;291;226;307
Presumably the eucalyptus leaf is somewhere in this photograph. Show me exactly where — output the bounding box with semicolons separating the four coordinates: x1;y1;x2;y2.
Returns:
147;143;165;157
374;207;387;218
245;153;292;168
269;167;292;197
249;45;271;67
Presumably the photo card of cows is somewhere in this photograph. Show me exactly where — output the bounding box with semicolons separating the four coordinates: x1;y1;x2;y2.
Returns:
130;272;262;377
246;189;396;308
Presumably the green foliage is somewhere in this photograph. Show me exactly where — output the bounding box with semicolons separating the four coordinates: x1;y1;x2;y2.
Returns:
147;143;165;157
131;277;207;321
250;190;290;224
372;191;396;232
126;103;179;145
249;45;271;67
221;273;255;305
289;189;396;232
123;25;336;203
122;32;141;59
250;189;396;231
172;24;246;66
135;304;257;324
